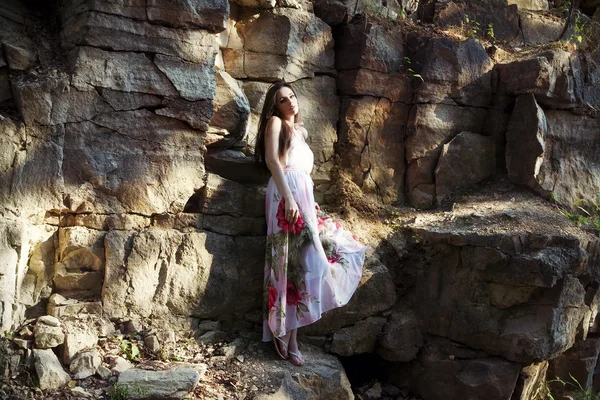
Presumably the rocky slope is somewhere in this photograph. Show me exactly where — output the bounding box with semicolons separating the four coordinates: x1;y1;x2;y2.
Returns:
0;0;599;399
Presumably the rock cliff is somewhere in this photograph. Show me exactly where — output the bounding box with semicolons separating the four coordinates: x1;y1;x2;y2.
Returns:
0;0;599;398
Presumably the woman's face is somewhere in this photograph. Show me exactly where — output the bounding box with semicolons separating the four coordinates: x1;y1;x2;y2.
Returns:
275;87;298;119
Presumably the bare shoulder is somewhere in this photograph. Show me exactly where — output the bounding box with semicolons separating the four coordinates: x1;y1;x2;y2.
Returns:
299;125;308;140
266;116;282;136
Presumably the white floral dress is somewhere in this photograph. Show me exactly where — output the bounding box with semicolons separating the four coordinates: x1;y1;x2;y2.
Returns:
262;128;368;341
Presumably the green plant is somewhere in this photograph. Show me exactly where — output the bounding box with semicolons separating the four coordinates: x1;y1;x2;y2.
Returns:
571;14;586;46
119;339;141;362
463;14;480;38
545;375;600;400
110;383;149;400
110;384;129;400
486;23;495;42
558;194;600;235
403;56;424;82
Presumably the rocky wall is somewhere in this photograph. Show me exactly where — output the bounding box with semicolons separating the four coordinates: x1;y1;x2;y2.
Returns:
0;0;600;398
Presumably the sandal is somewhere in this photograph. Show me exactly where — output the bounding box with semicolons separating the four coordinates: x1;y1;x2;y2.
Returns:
273;336;289;360
288;349;305;366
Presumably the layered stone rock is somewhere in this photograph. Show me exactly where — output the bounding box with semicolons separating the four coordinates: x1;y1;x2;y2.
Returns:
406;197;597;364
377;305;423;362
412;338;521;400
118;367;201;399
520;10;566;45
336;18;410;102
62;11;220;64
434;0;521;43
536;110;600;208
435;132;495;205
406;104;488;208
223;8;334;81
497;50;577;109
208;70;250;147
511;362;548;400
408;36;494;107
547;338;600;398
62;112;205;215
508;0;549;10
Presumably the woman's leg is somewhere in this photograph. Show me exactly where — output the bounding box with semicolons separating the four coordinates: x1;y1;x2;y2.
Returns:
275;330;291;358
288;329;305;366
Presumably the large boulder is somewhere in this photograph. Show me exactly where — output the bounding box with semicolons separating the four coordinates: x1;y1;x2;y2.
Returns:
33;349;70;390
102;228;265;320
117;367;201;399
505;94;547;191
254;344;353;400
435;131;495;205
337;96;409;204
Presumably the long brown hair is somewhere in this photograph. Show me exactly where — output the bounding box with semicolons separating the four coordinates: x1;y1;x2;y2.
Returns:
254;81;301;169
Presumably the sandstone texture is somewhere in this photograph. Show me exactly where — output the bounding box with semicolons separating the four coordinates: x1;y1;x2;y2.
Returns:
0;1;600;400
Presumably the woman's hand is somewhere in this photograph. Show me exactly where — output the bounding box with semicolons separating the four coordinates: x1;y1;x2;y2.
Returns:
285;196;300;224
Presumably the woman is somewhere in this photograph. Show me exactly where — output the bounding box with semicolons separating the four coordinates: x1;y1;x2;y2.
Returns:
255;81;368;366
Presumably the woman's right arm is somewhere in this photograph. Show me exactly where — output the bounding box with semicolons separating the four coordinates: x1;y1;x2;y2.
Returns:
265;116;299;224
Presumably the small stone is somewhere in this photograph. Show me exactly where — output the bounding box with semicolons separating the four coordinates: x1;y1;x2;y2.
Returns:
197;320;220;332
251;385;258;391
38;316;60;327
504;210;517;218
236;355;244;363
198;331;218;344
97;365;111;379
19;326;33;339
71;386;93;398
126;319;143;333
12;338;31;350
364;382;382;400
70;350;102;380
144;335;161;353
34;322;65;349
110;356;133;376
